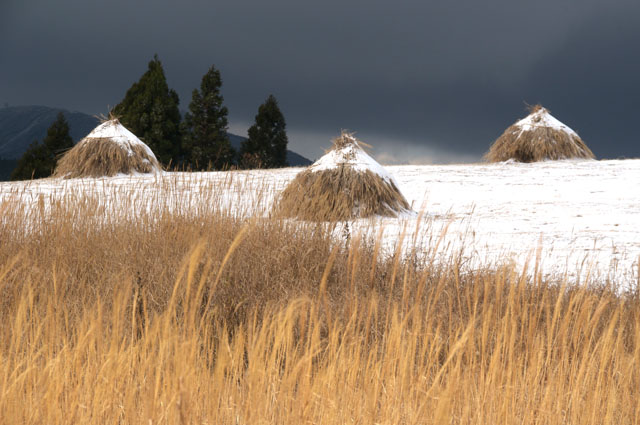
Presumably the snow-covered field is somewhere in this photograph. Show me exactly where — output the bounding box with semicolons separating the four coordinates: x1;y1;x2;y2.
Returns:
1;159;639;285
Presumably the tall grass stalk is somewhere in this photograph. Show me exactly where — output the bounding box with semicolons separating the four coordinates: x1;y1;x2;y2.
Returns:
0;179;638;424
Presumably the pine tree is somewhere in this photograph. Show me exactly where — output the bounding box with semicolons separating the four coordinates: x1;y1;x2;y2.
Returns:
182;65;235;170
11;112;73;180
43;112;74;157
113;55;181;166
10;141;50;180
240;95;288;168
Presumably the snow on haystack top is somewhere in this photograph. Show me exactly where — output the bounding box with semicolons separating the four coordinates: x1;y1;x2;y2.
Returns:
310;133;395;182
84;119;157;159
514;106;578;137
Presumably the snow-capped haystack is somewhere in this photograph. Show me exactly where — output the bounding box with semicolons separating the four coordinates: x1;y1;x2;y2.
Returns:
54;118;161;178
485;105;595;163
273;131;411;221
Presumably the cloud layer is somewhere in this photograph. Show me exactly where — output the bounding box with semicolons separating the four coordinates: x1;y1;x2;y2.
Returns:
2;0;638;161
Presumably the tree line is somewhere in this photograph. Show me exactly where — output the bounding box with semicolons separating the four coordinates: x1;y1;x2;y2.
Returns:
12;55;289;180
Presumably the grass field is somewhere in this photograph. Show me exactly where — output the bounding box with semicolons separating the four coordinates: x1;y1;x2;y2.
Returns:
1;172;639;424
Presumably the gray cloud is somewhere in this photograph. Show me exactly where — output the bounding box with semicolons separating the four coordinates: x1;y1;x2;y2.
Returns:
522;10;640;159
1;0;639;162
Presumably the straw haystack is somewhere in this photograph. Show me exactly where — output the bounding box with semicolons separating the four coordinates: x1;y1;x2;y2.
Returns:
54;118;161;178
485;105;595;163
273;132;410;221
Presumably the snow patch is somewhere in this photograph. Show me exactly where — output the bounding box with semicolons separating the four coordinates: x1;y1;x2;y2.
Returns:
514;108;578;137
310;135;397;185
2;159;640;286
84;119;157;160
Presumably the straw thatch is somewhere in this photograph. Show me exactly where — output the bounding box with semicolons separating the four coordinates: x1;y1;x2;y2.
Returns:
485;105;595;163
273;132;410;221
54;119;161;178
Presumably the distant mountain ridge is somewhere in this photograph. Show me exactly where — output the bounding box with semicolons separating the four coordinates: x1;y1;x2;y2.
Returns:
0;105;99;159
0;105;311;179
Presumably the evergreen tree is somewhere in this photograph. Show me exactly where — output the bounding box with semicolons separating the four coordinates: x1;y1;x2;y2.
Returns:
240;95;288;168
10;141;50;180
113;55;181;166
11;112;73;180
43;112;74;156
182;65;235;170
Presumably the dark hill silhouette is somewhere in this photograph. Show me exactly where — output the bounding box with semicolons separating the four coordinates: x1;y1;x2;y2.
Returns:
0;105;311;179
0;105;99;160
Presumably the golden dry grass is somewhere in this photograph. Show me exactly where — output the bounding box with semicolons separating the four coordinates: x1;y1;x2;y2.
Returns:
0;179;638;424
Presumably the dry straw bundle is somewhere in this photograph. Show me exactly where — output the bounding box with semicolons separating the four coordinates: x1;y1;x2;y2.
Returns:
274;131;410;221
54;118;161;178
485;105;595;163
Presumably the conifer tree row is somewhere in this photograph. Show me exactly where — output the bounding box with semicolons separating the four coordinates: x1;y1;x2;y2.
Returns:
12;56;291;178
11;112;73;180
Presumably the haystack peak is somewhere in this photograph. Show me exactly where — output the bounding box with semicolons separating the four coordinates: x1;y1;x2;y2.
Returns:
86;119;156;159
515;105;577;137
310;132;392;182
331;131;361;150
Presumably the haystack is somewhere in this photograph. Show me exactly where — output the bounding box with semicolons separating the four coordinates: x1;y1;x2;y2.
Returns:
54;118;161;178
485;105;595;163
273;132;410;221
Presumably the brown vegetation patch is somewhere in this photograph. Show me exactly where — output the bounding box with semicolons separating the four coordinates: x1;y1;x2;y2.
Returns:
54;138;161;178
0;179;638;423
274;167;410;221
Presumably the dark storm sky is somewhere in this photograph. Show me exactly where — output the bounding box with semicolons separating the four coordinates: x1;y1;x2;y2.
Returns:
1;0;639;163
